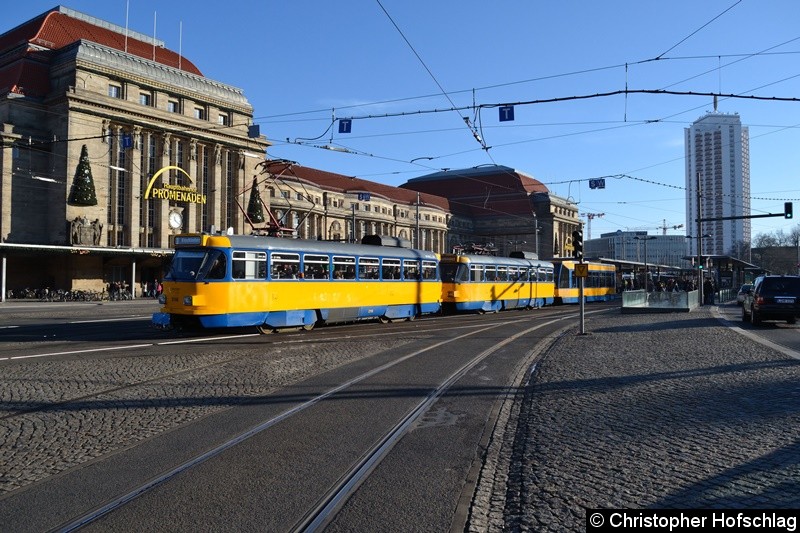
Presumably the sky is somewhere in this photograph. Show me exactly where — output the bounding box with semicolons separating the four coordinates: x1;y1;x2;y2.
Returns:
5;1;800;242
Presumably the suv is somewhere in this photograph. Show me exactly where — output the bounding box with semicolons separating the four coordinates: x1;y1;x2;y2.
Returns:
742;275;800;325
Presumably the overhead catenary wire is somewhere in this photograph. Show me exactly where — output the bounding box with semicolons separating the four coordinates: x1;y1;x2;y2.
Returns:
5;6;798;241
375;0;490;153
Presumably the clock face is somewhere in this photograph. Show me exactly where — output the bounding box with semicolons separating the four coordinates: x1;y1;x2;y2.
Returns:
168;210;183;229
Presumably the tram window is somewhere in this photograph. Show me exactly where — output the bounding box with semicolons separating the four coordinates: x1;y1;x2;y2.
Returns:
359;257;380;279
401;260;417;280
484;266;497;282
496;266;508;282
333;256;356;279
382;259;402;280
470;265;483;282
232;251;267;280
421;260;437;280
440;263;465;282
303;254;330;280
271;252;300;279
205;252;227;280
541;268;553;283
166;250;204;281
440;263;455;282
558;266;570;288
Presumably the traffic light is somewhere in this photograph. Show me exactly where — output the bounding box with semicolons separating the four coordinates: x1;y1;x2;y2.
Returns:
785;202;793;219
572;229;583;260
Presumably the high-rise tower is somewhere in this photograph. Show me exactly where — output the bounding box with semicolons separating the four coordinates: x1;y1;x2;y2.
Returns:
685;112;751;257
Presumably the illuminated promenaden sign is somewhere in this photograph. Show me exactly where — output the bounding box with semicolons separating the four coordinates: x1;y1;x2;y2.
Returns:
143;166;207;204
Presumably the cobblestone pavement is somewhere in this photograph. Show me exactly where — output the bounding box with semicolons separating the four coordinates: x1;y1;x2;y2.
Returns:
479;308;800;532
0;338;412;495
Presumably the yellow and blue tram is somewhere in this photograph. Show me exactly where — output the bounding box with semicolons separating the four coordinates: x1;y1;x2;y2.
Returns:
152;234;441;332
552;260;616;304
439;253;555;313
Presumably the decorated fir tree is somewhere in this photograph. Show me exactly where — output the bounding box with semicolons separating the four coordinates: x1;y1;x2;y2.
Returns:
246;176;265;223
67;144;98;206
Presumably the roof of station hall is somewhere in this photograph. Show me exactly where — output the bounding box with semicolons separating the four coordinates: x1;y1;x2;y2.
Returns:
0;6;202;97
260;160;450;211
401;165;550;217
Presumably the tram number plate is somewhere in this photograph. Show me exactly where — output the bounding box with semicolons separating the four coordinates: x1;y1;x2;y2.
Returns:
574;264;589;278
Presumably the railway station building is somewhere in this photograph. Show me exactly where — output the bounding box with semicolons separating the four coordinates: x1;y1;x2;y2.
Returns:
256;160;452;253
0;7;269;298
401;166;581;259
0;7;580;300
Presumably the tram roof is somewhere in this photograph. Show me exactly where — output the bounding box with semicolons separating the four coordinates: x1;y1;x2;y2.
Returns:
219;234;440;261
440;253;553;268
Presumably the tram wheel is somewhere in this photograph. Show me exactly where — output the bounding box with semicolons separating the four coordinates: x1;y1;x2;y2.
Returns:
379;316;391;324
302;322;316;331
407;314;416;322
256;324;275;334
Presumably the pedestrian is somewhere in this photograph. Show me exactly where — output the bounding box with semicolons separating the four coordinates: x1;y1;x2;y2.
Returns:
703;278;713;304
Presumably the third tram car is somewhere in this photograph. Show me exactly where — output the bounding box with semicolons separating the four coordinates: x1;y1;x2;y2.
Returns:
552;260;616;304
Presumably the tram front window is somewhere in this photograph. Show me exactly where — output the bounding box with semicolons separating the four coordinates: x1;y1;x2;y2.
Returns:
166;249;226;281
440;263;468;283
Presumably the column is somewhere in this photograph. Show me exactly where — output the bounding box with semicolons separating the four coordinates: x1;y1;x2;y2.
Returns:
208;144;222;231
186;138;198;233
0;127;17;241
128;126;142;246
156;132;171;248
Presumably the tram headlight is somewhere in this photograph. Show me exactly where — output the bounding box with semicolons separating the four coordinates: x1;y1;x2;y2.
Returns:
183;295;193;306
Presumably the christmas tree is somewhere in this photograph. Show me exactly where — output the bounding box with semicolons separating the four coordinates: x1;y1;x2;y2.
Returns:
67;144;98;206
246;176;265;223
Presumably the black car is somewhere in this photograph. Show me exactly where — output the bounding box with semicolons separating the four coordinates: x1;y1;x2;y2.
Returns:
742;275;800;325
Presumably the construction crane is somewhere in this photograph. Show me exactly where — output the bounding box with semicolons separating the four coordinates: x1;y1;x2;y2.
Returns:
580;212;604;240
657;220;683;235
629;220;684;236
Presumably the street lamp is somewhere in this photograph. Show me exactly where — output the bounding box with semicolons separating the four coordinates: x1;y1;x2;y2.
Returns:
508;240;526;252
634;235;656;292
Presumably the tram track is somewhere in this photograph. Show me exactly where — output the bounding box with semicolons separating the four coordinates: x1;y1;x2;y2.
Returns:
293;317;568;532
55;318;540;531
1;305;611;532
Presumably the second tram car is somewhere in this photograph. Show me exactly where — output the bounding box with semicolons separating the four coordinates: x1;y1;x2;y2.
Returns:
439;253;555;313
152;234;441;332
552;260;616;304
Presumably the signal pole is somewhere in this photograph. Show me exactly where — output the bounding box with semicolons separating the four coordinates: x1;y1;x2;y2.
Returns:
572;228;587;335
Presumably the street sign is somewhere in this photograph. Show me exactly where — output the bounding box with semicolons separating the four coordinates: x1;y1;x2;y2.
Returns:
574;263;589;278
499;105;515;122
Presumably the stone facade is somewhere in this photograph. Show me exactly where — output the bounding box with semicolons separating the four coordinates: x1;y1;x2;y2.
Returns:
256;162;451;253
0;8;268;295
402;166;581;259
0;8;579;298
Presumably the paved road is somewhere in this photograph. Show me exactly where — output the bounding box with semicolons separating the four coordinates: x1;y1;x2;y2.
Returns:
0;302;580;531
470;304;800;532
2;301;798;532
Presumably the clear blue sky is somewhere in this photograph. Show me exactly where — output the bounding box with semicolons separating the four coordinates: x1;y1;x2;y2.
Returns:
6;1;800;241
